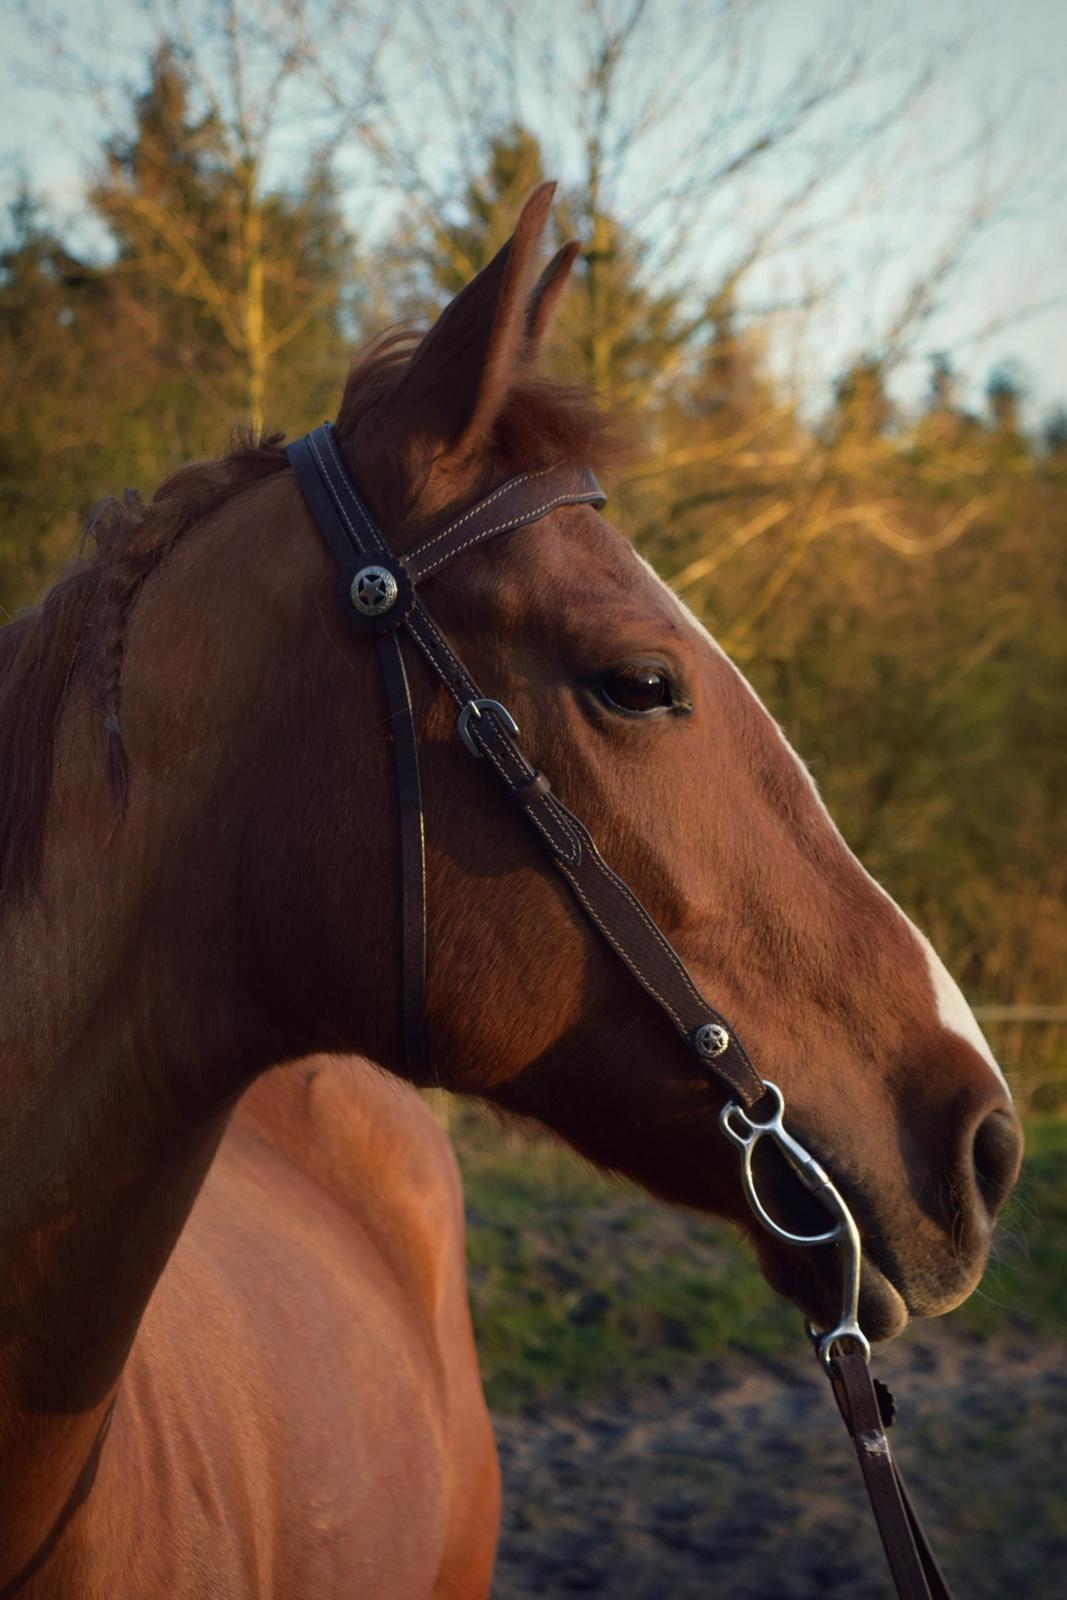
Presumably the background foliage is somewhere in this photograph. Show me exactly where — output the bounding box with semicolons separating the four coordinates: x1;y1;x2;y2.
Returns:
2;7;1064;1104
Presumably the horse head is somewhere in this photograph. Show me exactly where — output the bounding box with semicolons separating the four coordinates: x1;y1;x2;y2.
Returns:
113;186;1020;1345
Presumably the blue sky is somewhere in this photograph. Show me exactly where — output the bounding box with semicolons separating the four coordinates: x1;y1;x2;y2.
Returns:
2;0;1064;425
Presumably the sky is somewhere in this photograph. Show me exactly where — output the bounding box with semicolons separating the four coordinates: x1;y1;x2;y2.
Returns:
2;0;1064;426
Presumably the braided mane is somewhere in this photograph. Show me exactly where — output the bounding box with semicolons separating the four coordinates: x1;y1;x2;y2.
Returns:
0;430;289;904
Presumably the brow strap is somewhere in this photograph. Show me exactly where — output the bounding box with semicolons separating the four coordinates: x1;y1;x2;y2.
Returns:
405;463;606;581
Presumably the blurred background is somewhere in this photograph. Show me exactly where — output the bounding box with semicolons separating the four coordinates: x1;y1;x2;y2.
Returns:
2;1;1064;1594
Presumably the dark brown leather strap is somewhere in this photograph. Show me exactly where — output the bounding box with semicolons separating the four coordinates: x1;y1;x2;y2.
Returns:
378;631;427;1079
829;1354;953;1600
288;430;429;1076
405;594;763;1104
405;463;606;582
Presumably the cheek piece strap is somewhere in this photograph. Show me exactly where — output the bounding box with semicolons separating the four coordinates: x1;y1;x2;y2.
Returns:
287;422;764;1108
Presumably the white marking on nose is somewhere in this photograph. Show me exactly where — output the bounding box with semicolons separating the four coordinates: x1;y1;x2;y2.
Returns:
911;926;1009;1094
636;554;1011;1100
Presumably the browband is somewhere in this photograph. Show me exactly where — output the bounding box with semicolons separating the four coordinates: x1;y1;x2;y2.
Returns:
287;423;763;1107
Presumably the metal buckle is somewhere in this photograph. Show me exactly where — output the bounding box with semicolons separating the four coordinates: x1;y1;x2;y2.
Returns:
457;698;520;759
719;1080;870;1369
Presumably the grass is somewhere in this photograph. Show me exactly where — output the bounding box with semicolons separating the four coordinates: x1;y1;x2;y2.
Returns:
450;1104;1067;1411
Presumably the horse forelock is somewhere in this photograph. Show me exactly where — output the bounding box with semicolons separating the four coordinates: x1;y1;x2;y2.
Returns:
333;326;628;537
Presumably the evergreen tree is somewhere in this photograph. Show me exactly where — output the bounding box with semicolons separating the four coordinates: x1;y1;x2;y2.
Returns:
0;190;158;609
92;43;353;434
1042;406;1067;463
381;125;687;412
392;125;549;309
830;356;893;441
1;43;355;612
983;362;1031;472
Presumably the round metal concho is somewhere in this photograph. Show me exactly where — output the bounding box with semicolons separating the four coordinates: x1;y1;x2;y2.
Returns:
351;564;399;617
694;1022;731;1059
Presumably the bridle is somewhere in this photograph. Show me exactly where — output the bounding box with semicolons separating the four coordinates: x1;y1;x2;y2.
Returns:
289;422;953;1600
290;423;952;1600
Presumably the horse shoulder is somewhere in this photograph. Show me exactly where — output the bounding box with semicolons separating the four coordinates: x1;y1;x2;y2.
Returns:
52;1060;496;1599
236;1057;470;1325
235;1058;501;1599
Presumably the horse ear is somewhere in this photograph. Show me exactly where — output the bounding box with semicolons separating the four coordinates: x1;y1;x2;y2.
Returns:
524;240;580;365
381;182;557;466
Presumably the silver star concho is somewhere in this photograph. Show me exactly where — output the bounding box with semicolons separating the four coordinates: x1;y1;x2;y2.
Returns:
351;564;399;616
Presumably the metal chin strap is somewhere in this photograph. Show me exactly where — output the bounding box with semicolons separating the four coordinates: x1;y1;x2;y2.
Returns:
721;1081;951;1600
720;1080;870;1369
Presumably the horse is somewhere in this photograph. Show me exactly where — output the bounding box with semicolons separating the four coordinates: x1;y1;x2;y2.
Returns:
0;183;1021;1597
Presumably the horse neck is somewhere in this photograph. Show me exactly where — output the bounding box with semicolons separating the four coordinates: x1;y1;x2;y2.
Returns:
0;681;262;1573
0;468;423;1567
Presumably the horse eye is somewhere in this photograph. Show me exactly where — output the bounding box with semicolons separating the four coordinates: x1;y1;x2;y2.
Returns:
601;665;673;715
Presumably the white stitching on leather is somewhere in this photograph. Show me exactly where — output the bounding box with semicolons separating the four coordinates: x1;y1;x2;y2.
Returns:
557;862;686;1031
303;435;585;871
297;432;757;1090
515;788;579;865
591;855;705;1005
415;489;601;577
537;795;581;864
564;812;715;1015
405;608;580;864
478;733;578;864
309;430;383;553
411;607;477;700
561;857;758;1099
412;468;556;557
405;612;467;708
515;791;577;862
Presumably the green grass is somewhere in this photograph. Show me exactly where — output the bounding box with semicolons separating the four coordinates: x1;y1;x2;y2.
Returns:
452;1107;1066;1411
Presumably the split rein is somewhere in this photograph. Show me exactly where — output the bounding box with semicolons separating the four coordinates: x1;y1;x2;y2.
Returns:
289;424;952;1600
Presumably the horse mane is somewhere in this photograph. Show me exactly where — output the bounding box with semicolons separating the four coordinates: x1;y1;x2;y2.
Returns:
0;331;620;909
0;429;290;905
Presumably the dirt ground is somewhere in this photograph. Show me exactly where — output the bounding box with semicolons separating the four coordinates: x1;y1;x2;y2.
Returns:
490;1325;1067;1599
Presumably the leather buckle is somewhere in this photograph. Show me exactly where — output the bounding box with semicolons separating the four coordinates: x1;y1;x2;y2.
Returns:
457;698;520;758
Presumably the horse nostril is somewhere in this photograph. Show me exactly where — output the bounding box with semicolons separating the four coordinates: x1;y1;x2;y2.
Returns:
970;1107;1023;1221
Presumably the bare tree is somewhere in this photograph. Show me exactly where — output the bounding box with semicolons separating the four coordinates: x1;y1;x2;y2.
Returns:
341;1;1031;386
17;0;392;427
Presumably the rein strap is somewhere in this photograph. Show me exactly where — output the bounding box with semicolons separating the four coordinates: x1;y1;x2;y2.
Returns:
830;1354;952;1600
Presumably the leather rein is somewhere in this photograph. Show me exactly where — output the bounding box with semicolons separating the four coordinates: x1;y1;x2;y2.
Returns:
289;422;953;1600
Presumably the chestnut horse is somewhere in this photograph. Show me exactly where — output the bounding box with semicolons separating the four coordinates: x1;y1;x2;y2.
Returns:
0;185;1020;1597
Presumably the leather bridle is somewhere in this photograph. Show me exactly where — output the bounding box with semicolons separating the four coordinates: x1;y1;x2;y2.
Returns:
289;422;953;1600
